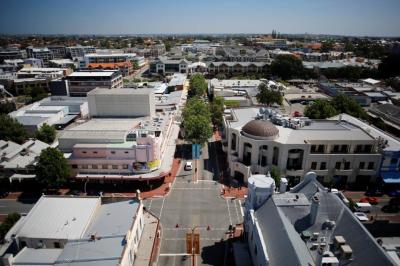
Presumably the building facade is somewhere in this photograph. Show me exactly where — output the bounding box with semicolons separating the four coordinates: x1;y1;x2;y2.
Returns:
223;108;382;189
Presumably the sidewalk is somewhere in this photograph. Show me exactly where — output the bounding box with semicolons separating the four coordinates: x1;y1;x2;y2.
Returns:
134;211;160;266
221;185;248;199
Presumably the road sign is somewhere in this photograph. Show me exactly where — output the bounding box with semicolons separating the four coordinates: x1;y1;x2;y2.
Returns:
192;144;201;159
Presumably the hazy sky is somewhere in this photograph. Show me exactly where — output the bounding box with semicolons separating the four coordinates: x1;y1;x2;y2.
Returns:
1;0;399;36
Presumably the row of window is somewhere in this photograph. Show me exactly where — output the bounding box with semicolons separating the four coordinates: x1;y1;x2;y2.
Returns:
310;161;375;170
80;150;131;155
311;144;373;154
72;164;129;170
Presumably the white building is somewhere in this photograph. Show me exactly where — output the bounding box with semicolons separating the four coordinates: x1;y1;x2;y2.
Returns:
2;196;145;266
244;172;395;266
223;108;382;189
88;88;155;118
66;45;96;59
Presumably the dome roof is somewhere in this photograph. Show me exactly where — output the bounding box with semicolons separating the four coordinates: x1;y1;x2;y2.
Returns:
242;119;279;138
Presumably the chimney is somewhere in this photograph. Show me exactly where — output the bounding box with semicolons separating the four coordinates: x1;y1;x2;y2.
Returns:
310;194;320;225
279;177;288;193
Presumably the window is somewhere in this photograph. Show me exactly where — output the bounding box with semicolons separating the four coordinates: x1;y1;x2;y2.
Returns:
92;165;98;169
344;161;351;170
340;145;348;153
311;162;317;170
72;164;78;169
333;145;340;153
82;165;88;169
311;145;317;152
390;158;398;165
122;164;128;169
82;151;87;154
124;151;129;154
364;145;372;153
102;164;108;169
111;151;116;154
359;162;365;169
112;165;118;169
317;145;324;153
93;151;98;154
320;162;327;170
367;162;374;170
54;242;61;248
335;162;341;170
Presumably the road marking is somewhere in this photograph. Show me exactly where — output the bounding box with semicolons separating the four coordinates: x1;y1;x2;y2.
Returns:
233;199;240;223
159;197;166;220
147;199;153;212
171;187;217;190
226;199;233;226
159;253;190;257
164;227;227;231
164;238;222;241
239;200;244;217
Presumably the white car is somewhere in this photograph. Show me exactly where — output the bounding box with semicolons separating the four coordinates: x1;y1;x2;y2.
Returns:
354;212;369;222
184;161;193;171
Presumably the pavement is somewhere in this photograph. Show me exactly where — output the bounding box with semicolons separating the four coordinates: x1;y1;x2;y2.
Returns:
143;136;245;266
134;211;160;266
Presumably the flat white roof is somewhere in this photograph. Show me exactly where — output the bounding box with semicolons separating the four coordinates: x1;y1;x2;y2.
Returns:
68;71;117;77
17;196;100;240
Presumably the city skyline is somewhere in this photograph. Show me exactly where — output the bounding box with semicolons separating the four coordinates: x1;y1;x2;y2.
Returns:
1;0;400;37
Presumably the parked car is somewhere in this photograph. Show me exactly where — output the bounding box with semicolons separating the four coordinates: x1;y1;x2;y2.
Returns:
382;204;399;213
354;202;372;213
389;197;400;206
388;190;400;197
354;212;369;222
359;197;379;205
184;161;193;171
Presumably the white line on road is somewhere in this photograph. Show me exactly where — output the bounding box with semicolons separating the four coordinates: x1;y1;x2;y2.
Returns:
233;199;240;223
239;200;244;217
171;187;218;190
159;197;165;220
164;227;227;231
159;253;190;257
164;238;222;241
147;199;153;212
226;199;233;226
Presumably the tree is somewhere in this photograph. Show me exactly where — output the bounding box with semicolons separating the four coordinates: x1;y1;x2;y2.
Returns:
23;86;48;103
332;94;367;120
304;99;338;119
210;96;224;127
256;83;283;106
270;166;281;186
379;53;400;79
188;74;207;98
215;73;226;80
270;55;305;80
35;147;71;187
0;101;16;114
182;98;213;145
35;123;56;144
0;114;28;144
0;212;20;240
321;41;334;53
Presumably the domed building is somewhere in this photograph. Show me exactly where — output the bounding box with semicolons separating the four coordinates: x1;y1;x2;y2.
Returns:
223;107;382;189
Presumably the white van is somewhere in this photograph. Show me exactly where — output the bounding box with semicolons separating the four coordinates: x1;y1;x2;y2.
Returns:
355;202;372;213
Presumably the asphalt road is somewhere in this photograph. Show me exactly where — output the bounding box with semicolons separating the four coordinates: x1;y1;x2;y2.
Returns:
144;139;244;266
0;199;35;217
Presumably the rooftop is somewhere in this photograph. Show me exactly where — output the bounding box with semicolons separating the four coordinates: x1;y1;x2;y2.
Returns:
88;87;152;96
17;196;100;240
68;71;119;77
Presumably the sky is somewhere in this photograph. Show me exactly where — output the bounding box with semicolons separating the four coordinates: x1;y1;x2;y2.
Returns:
0;0;399;36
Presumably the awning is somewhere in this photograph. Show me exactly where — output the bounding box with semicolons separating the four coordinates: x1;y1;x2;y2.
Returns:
381;171;400;184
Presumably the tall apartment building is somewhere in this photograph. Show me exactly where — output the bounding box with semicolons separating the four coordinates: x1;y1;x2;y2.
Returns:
26;46;53;65
66;70;123;97
0;48;26;62
47;45;66;59
66;45;96;59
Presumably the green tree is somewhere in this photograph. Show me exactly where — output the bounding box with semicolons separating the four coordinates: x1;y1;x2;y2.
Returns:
0;212;20;240
23;86;48;102
182;98;213;145
210;96;224;127
270;166;281;186
0;114;28;144
321;41;334;53
215;73;226;80
379;53;400;79
271;55;305;80
35;123;56;144
332;94;367;119
304;99;338;119
35;147;71;187
0;101;16;114
132;60;139;70
188;74;207;98
256;83;283;106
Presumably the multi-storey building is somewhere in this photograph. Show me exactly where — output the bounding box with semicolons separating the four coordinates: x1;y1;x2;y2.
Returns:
26;47;54;65
0;48;26;62
222;107;382;189
66;70;123;97
84;53;137;76
47;45;66;59
66;45;96;59
207;61;269;75
150;56;189;75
